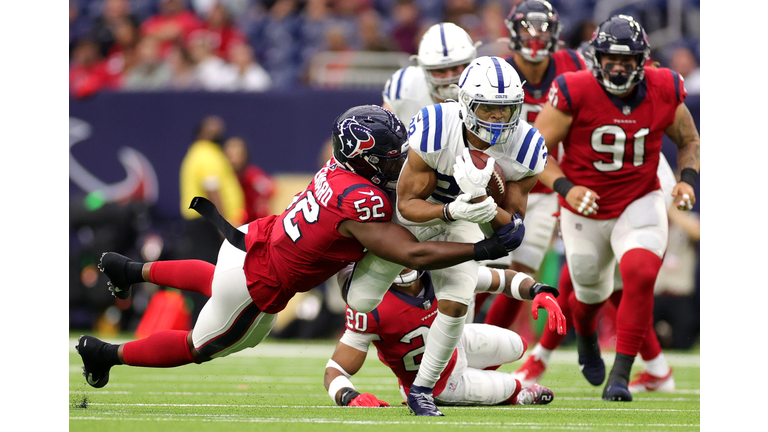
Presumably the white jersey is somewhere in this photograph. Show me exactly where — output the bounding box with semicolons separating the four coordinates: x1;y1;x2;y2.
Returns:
407;102;547;206
383;66;435;126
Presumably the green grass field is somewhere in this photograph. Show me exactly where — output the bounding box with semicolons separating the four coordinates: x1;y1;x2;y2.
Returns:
69;334;700;431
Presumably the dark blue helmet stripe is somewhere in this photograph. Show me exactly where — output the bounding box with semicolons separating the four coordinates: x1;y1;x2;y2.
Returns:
419;107;430;152
440;23;448;56
491;57;504;93
433;105;443;150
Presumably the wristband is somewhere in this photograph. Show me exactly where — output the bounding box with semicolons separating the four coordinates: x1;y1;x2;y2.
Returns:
339;387;362;406
443;203;455;222
328;375;355;405
680;168;698;188
510;272;531;301
553;177;575;198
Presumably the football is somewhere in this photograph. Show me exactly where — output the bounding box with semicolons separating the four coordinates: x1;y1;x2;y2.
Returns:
469;150;505;206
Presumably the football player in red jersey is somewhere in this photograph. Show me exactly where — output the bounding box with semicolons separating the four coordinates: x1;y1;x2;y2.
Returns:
324;266;562;408
75;105;525;389
480;0;586;339
534;15;700;401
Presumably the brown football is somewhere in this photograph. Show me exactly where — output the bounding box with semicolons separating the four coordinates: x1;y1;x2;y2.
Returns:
469;150;506;206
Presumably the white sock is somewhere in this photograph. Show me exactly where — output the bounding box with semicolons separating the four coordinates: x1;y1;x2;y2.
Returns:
530;343;553;366
412;311;465;389
643;353;670;377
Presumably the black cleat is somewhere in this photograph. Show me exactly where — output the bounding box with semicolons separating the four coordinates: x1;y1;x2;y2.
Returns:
579;355;606;386
407;385;444;416
76;335;113;388
98;252;135;300
603;382;633;401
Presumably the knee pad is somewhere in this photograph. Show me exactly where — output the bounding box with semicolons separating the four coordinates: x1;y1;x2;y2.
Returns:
569;246;600;286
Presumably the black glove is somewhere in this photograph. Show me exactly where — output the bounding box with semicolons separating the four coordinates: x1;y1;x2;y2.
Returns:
530;282;559;298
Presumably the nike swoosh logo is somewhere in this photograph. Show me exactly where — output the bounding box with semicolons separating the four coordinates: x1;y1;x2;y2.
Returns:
360;190;375;196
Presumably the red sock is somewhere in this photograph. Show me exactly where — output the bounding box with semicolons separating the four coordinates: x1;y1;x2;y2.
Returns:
639;320;663;361
570;294;605;337
122;330;198;367
484;294;523;329
615;249;663;356
539;263;574;350
149;260;215;297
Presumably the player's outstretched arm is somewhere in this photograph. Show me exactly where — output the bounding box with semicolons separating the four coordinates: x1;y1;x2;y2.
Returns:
325;340;389;407
340;219;508;269
665;103;700;211
474;267;565;335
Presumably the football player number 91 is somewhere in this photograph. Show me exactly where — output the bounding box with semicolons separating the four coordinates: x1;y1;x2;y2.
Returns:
591;126;650;172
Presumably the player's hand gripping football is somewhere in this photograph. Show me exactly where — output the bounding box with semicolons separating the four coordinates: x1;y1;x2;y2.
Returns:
348;393;390;407
447;193;498;223
671;182;695;211
565;186;600;216
530;283;566;335
453;148;496;198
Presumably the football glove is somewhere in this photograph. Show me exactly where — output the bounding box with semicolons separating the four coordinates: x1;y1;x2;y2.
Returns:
495;214;525;252
453;148;496;198
531;290;567;336
447;194;497;223
341;388;390;407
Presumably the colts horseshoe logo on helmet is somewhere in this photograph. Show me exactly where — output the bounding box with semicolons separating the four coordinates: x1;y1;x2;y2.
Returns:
338;118;375;159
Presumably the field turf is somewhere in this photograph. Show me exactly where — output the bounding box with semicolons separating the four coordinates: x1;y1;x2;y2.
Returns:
69;334;700;431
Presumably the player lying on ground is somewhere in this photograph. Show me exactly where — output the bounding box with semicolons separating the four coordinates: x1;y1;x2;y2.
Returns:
75;105;526;389
324;266;564;407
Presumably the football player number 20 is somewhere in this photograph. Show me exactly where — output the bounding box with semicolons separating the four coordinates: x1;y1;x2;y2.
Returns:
591;125;650;172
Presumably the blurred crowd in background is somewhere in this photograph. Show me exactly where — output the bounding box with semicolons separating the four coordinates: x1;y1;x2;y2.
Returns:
70;0;701;96
69;0;701;351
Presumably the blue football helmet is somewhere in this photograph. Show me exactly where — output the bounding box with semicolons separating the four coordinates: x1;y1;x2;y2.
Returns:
331;105;409;191
505;0;562;63
587;15;651;95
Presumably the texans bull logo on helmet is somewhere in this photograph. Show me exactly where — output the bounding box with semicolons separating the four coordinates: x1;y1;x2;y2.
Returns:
338;118;376;159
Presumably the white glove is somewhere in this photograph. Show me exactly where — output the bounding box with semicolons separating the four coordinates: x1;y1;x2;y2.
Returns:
453;148;496;199
447;194;497;223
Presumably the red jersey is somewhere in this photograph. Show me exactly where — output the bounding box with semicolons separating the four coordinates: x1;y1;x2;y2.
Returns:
548;67;686;219
507;49;586;194
239;165;276;223
243;160;393;314
345;273;458;397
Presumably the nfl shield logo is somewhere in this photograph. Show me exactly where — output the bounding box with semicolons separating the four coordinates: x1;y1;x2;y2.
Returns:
622;105;631;115
422;300;432;310
532;89;542;99
575;223;582;231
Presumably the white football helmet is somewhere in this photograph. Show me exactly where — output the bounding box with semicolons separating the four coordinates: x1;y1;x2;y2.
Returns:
415;22;478;101
457;56;524;146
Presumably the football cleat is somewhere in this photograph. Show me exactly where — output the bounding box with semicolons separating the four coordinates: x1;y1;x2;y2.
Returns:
628;369;675;393
603;382;633;401
76;335;113;388
515;383;554;405
512;355;547;386
578;355;606;386
98;252;136;300
407;385;444;416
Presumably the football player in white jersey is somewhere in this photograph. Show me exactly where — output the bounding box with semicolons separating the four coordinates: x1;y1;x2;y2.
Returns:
344;56;558;416
382;22;478;125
